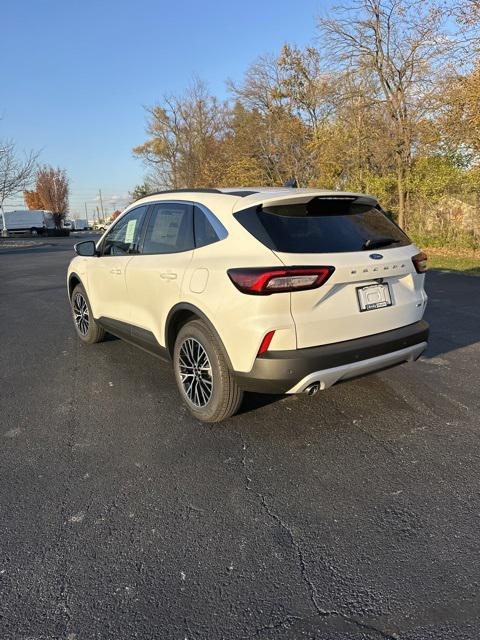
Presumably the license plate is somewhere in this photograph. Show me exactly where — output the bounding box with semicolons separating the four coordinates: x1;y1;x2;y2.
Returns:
357;283;392;312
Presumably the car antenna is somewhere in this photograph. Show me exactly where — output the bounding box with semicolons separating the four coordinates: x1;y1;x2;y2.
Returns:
283;177;298;188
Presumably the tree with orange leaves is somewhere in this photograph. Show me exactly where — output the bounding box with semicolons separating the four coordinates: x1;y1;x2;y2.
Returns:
24;189;44;210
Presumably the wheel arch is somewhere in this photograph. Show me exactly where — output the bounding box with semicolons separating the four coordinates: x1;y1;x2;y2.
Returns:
165;303;233;369
68;272;83;298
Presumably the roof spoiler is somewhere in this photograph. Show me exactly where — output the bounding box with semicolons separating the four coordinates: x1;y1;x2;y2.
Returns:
233;191;378;212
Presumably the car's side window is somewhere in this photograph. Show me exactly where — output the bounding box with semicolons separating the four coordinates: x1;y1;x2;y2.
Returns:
141;202;194;254
194;206;221;248
101;206;148;256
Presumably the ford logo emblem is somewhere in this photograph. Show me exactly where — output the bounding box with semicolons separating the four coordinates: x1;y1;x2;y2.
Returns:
369;253;383;260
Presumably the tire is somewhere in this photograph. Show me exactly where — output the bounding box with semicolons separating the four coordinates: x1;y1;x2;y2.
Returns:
173;319;243;423
70;283;106;344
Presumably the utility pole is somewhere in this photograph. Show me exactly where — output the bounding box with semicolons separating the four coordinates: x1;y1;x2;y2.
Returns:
98;189;105;221
84;202;88;223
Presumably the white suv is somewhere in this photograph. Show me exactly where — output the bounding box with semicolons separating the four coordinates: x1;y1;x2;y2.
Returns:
67;188;429;422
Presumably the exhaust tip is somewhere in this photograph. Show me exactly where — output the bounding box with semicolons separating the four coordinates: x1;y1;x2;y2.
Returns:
304;382;320;396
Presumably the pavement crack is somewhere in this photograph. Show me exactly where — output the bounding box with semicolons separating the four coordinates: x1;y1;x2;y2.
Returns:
239;437;398;640
260;495;398;639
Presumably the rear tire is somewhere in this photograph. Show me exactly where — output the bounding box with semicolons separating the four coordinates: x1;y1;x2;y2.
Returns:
173;319;243;423
70;283;106;344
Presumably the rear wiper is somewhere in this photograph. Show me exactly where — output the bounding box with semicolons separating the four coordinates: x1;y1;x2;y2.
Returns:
362;237;400;250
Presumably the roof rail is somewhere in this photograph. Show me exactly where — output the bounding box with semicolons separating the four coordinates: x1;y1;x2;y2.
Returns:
146;188;222;197
130;187;224;205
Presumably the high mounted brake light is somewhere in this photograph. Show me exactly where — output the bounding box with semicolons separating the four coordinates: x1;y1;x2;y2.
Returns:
412;252;428;274
227;267;335;295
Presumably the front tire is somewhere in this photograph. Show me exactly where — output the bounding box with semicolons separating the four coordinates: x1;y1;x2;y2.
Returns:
70;283;106;344
173;319;243;423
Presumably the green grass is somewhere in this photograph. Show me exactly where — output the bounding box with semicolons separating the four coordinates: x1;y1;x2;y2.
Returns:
426;249;480;276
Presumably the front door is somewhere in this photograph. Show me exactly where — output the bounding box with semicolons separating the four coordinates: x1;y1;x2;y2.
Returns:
87;205;149;322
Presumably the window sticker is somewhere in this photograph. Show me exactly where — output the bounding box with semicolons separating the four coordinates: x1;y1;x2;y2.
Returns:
124;219;137;244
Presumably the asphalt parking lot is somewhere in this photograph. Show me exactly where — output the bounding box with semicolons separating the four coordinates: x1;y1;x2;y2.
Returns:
1;235;480;640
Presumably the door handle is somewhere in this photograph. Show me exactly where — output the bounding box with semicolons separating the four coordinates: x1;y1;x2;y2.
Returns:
159;272;177;280
110;268;122;275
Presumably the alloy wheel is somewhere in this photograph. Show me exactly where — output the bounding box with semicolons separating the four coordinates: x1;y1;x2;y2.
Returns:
73;293;89;336
178;337;213;407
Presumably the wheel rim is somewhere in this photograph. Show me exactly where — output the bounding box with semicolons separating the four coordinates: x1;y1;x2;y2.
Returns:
73;293;89;336
178;338;213;407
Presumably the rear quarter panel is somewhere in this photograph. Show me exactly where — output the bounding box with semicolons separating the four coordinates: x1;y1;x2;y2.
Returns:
178;232;297;373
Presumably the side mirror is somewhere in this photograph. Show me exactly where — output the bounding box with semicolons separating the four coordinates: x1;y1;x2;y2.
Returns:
74;240;97;257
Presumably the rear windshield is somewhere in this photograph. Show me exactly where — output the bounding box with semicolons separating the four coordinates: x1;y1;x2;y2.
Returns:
234;198;410;253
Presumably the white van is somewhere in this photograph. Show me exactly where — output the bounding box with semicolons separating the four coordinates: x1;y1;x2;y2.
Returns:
1;210;52;235
72;218;89;231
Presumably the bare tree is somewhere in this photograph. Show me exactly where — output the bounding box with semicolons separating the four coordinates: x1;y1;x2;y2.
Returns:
0;139;38;233
228;53;286;116
277;45;338;133
133;79;230;189
229;53;327;186
319;0;451;228
35;165;69;228
451;0;480;28
449;0;480;54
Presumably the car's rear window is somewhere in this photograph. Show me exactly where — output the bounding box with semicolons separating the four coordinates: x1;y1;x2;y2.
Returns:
234;198;410;253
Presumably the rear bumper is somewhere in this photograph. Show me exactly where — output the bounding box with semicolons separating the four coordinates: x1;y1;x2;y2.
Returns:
235;320;429;394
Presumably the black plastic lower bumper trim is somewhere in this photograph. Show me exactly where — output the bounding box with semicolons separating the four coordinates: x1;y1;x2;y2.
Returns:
235;320;429;394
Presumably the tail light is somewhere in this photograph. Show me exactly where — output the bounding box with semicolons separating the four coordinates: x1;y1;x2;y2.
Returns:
227;266;335;295
412;252;428;274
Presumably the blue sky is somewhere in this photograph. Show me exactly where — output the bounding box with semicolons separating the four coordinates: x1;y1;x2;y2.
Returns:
2;0;330;216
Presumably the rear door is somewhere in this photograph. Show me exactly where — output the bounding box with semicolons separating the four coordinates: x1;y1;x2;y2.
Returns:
125;201;195;347
235;197;427;349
